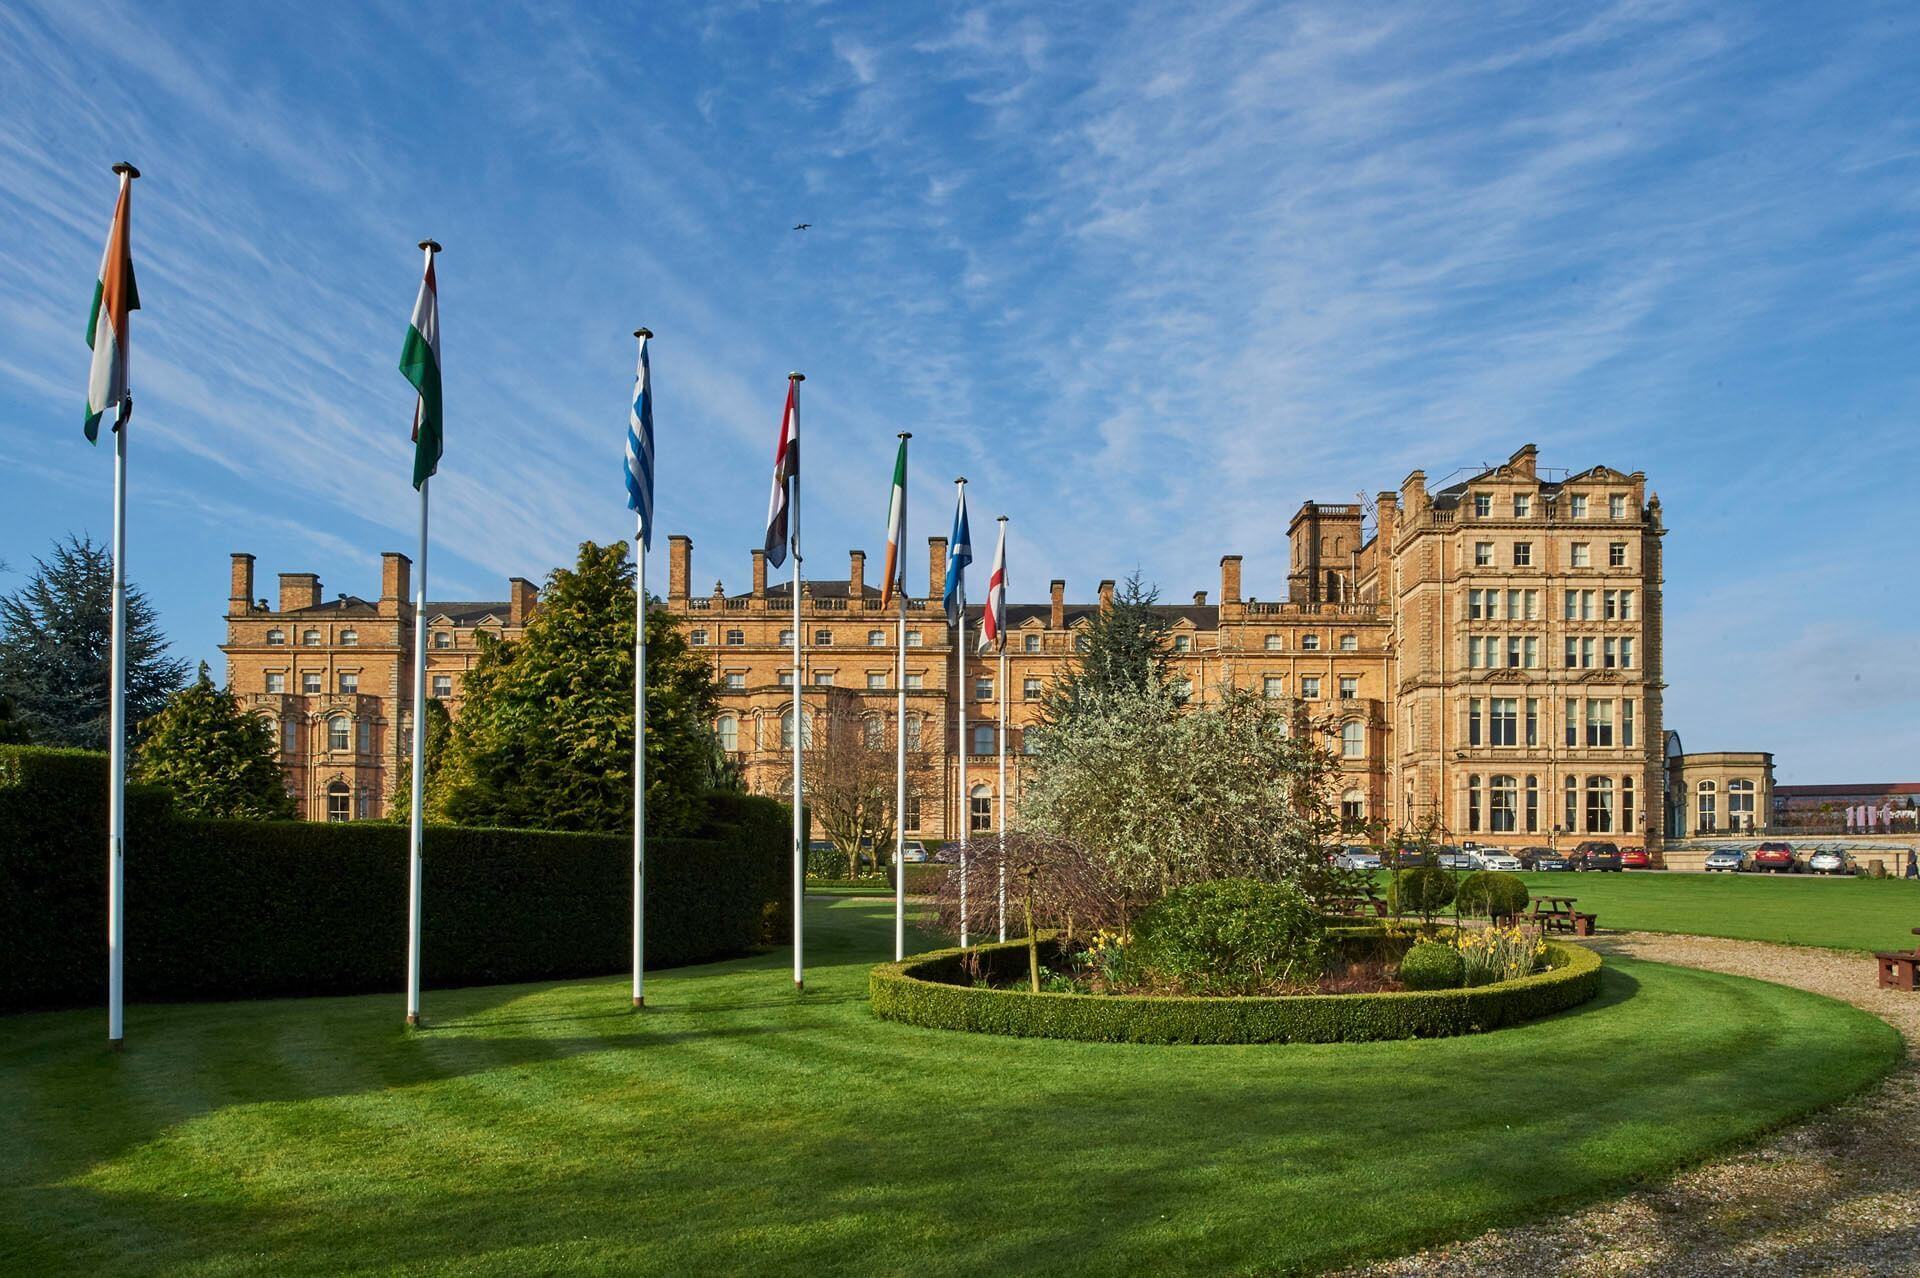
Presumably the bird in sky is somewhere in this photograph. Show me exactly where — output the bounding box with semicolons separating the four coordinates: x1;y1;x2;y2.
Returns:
793;222;810;230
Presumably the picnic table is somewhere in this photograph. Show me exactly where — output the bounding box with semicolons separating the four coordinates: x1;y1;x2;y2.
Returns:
1527;895;1598;937
1875;928;1920;992
1328;891;1388;918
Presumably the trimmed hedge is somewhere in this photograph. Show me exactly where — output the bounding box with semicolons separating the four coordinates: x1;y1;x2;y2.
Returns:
0;746;789;1009
869;929;1603;1045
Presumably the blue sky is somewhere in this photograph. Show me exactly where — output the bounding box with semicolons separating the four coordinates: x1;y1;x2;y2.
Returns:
1;0;1916;781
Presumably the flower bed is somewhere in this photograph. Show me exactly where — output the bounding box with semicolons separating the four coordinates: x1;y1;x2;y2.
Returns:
868;927;1602;1045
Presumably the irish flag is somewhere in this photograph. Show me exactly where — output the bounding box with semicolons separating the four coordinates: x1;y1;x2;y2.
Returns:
880;435;908;608
84;165;140;443
400;243;442;490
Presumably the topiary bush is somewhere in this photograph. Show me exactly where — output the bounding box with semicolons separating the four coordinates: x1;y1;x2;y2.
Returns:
1398;941;1466;990
1386;866;1457;917
1455;870;1529;919
1132;878;1328;995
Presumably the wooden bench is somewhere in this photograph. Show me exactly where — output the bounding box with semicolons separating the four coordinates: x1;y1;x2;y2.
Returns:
1875;929;1920;992
1328;893;1389;918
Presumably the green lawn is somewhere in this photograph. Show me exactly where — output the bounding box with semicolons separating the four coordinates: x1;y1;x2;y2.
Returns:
0;899;1898;1277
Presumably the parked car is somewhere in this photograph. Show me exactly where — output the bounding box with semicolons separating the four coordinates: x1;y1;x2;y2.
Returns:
1571;841;1623;872
1533;853;1575;872
1478;850;1524;872
1334;846;1382;871
1386;845;1433;869
1806;848;1851;876
1515;846;1554;869
1750;842;1798;873
1620;847;1652;870
900;840;930;864
1703;846;1746;873
1436;846;1475;870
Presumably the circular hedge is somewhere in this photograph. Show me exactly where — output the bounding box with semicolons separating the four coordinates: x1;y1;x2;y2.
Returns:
869;928;1603;1045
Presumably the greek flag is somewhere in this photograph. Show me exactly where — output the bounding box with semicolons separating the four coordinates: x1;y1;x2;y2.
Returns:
625;331;654;548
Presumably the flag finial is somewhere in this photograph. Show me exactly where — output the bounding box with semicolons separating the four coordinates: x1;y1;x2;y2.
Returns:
112;161;140;180
998;515;1008;523
955;476;968;485
418;239;442;254
898;431;912;439
634;327;653;339
789;371;805;382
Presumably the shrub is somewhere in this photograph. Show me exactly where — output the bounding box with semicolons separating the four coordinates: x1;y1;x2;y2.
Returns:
1132;878;1328;995
1398;941;1465;990
1455;870;1529;919
1386;866;1456;917
0;746;787;1009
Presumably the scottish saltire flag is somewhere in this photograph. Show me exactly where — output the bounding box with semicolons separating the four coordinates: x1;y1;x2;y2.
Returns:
400;246;443;490
84;166;140;443
942;483;971;625
980;518;1007;651
625;332;654;548
880;436;908;608
764;378;800;568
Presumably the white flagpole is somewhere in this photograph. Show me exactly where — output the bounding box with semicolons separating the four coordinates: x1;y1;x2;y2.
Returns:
406;474;428;1026
789;372;805;992
894;432;910;963
631;328;653;1009
106;379;129;1051
955;477;968;949
997;514;1009;943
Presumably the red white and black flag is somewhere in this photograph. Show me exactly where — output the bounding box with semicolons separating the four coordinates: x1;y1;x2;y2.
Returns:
764;377;800;567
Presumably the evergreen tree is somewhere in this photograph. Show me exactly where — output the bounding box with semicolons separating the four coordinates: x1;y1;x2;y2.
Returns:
0;535;188;748
386;697;453;822
1039;571;1175;728
133;662;296;819
438;541;722;835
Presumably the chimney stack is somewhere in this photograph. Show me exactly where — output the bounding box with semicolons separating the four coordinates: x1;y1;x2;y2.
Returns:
228;553;255;616
1098;579;1115;611
1050;579;1065;630
1193;590;1208;607
379;552;410;618
849;549;866;602
751;548;768;598
509;577;537;627
668;535;692;601
1374;492;1398;555
928;537;948;601
278;572;321;613
1220;555;1243;605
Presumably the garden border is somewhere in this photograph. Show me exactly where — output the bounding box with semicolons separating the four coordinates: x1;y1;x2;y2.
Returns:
869;928;1603;1044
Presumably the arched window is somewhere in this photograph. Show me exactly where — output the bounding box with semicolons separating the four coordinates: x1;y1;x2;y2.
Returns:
301;629;321;646
1301;634;1320;651
340;629;359;647
266;628;285;646
1264;634;1283;651
970;784;992;832
716;715;738;752
433;631;453;649
327;716;351;752
780;709;812;750
1727;779;1755;832
326;782;351;823
864;717;886;750
904;715;923;752
1489;775;1518;832
1340;720;1365;758
1697;780;1717;834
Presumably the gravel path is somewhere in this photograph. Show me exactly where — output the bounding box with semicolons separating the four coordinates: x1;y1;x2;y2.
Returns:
1336;932;1919;1278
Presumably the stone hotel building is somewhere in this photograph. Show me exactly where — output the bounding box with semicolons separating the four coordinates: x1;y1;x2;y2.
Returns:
219;443;1774;855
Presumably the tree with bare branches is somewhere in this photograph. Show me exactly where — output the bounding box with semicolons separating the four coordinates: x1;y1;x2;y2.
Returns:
931;832;1132;991
802;688;934;878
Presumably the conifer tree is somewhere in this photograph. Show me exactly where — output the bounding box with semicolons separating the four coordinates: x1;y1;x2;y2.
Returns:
1038;571;1176;729
385;697;453;822
133;663;296;819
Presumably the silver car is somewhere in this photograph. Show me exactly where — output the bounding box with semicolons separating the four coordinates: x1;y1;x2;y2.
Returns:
1478;851;1523;872
1335;846;1382;871
1703;847;1745;873
1806;849;1850;876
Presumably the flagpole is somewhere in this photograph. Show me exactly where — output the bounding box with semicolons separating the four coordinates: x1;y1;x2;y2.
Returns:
101;160;138;1051
405;237;440;1029
632;327;652;1009
955;476;968;949
996;516;1008;943
894;432;910;963
789;371;806;993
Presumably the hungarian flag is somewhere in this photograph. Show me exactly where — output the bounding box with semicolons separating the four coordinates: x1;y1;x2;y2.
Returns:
980;517;1007;651
400;246;442;490
764;377;799;568
84;166;140;443
879;436;907;608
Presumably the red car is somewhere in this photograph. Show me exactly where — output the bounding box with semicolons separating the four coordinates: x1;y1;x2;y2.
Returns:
1620;847;1652;870
1750;842;1797;873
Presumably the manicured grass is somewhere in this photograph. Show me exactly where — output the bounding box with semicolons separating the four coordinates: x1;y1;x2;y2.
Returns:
0;900;1898;1277
1496;872;1920;951
803;878;898;896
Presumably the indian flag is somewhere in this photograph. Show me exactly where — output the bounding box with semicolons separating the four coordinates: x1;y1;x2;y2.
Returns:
880;434;908;608
399;243;442;490
83;165;140;443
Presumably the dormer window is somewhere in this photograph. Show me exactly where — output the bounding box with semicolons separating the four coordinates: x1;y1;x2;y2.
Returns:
1569;494;1587;519
1513;494;1531;518
1173;634;1191;652
1472;493;1491;518
1023;634;1040;652
433;631;452;649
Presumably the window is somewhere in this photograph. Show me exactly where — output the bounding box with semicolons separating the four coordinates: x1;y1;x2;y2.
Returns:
867;630;886;647
867;673;886;690
1021;730;1038;755
1264;635;1283;651
302;629;322;646
1570;543;1590;568
690;629;708;646
724;672;745;689
1341;790;1365;828
341;629;358;647
1620;638;1634;669
265;672;285;693
1512;542;1532;567
1467;589;1487;621
1340;720;1364;758
814;671;833;686
1490;775;1518;832
1585;698;1613;746
1338;634;1357;652
725;629;745;646
266;629;285;646
906;630;924;647
1338;676;1358;700
302;672;322;694
1490;697;1517;746
970;784;992;831
1523;636;1539;668
1525;698;1539;747
905;672;923;690
1608;494;1626;520
1023;634;1040;652
1525;775;1539;832
905;717;923;751
716;715;738;751
1622;775;1636;832
972;725;994;755
814;629;832;646
327;716;351;751
1506;636;1522;669
1263;676;1285;699
326;783;351;823
358;788;373;820
1622;698;1635;747
1300;676;1320;699
1513;494;1532;518
1173;676;1193;700
865;718;886;750
1301;634;1320;651
338;672;358;694
778;671;794;687
1173;634;1191;652
1468;698;1482;746
903;795;922;831
1569;494;1587;519
1609;542;1627;567
1474;542;1493;567
1586;777;1614;832
780;709;811;749
283;719;297;753
778;629;794;647
974;677;992;700
1603;638;1621;669
1023;678;1042;701
432;675;452;697
1520;589;1539;619
357;719;371;752
1697;781;1717;833
1728;779;1756;832
1472;493;1491;517
1564;775;1579;831
1565;637;1595;668
432;631;451;649
1467;636;1484;669
1565;698;1579;748
1467;774;1481;833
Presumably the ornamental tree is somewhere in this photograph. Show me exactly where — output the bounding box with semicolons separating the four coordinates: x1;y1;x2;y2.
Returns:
133;663;295;819
801;687;934;877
